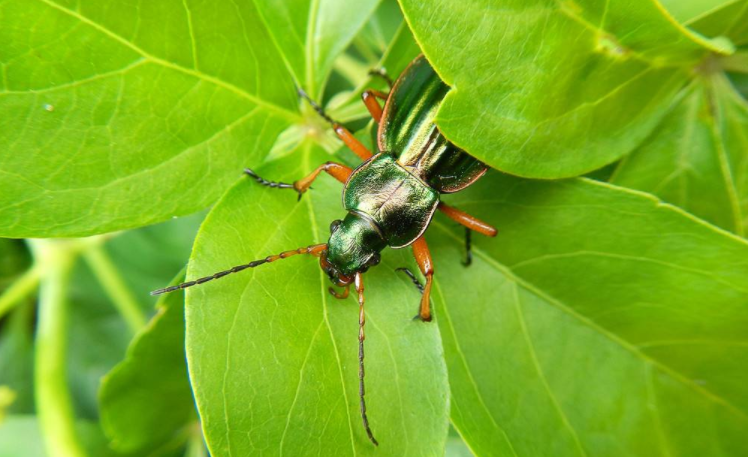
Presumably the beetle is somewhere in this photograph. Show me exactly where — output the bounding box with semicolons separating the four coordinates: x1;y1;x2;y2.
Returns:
152;55;497;446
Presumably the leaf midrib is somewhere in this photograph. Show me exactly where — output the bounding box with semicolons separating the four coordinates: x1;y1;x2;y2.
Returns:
301;141;359;456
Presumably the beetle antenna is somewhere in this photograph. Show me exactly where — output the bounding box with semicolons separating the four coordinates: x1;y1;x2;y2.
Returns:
354;273;378;446
151;244;327;295
296;86;336;126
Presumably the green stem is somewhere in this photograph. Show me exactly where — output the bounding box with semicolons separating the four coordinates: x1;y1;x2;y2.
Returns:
0;266;40;320
184;424;208;457
722;51;748;74
83;245;146;333
31;240;87;457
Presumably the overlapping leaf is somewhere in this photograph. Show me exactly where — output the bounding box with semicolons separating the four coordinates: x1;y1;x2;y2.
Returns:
399;0;738;178
430;172;748;456
185;146;449;456
0;0;380;237
100;279;195;454
612;74;748;235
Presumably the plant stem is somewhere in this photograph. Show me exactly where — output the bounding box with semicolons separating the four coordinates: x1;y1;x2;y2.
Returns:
184;424;208;457
83;245;146;333
0;266;40;320
31;240;87;457
722;51;748;74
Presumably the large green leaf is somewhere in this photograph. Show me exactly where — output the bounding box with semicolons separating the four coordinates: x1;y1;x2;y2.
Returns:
398;0;736;178
254;0;381;99
186;145;449;456
612;74;748;235
99;278;195;454
0;0;379;238
429;172;748;456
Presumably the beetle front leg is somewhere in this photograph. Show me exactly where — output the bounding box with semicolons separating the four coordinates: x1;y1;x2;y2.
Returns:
411;236;434;322
244;162;352;201
297;88;374;162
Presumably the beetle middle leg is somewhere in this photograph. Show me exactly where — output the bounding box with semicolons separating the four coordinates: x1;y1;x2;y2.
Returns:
297;88;374;161
368;68;393;88
411;236;434;322
438;202;497;267
244;162;353;201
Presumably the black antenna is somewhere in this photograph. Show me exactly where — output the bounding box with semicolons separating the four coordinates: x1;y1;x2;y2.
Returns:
151;244;326;295
297;86;336;126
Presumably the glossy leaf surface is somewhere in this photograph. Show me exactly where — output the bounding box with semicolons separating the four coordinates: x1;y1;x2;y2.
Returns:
430;172;748;456
612;74;748;235
399;0;738;178
185;146;449;456
0;0;378;237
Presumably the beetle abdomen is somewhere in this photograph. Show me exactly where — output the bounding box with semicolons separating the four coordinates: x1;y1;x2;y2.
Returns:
344;154;438;248
379;55;488;193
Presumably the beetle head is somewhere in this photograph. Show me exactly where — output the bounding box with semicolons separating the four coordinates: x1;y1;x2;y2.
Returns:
320;212;385;285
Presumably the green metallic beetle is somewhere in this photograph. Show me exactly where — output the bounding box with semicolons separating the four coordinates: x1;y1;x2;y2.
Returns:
152;55;497;446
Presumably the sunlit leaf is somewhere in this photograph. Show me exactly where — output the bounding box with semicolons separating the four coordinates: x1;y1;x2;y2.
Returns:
431;172;748;456
0;0;378;237
100;276;195;453
612;74;748;235
399;0;736;178
186;145;449;456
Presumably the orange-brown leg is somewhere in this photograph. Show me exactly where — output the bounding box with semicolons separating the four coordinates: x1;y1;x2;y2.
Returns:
411;236;434;322
245;162;352;201
438;202;498;237
298;87;374;161
293;162;353;195
439;202;497;265
328;284;350;299
332;125;374;161
361;89;387;123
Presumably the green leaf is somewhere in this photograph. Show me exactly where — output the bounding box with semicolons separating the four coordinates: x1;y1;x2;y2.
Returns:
0;0;378;238
0;415;172;457
398;0;735;178
680;0;748;46
0;416;46;457
186;144;449;456
329;22;422;123
254;0;381;98
429;172;748;456
100;275;195;454
67;217;199;419
0;303;36;415
611;74;748;235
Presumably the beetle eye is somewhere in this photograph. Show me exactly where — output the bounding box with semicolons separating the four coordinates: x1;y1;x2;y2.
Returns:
330;219;342;233
367;253;381;267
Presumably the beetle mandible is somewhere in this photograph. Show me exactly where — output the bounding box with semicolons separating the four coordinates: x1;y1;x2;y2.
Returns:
152;55;497;446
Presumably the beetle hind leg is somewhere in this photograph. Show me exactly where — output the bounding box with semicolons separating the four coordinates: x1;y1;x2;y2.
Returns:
411;237;434;322
463;228;472;266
